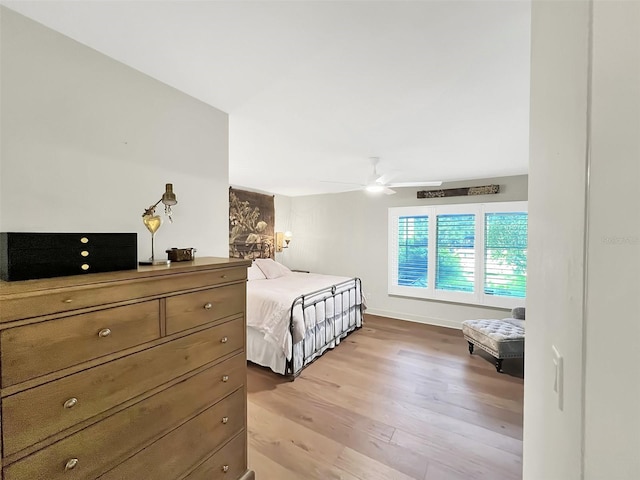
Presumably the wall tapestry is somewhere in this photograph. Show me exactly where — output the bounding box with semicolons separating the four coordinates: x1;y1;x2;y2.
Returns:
229;187;275;259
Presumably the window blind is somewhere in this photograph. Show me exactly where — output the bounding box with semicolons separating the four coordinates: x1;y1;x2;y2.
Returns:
435;214;475;292
484;212;528;298
388;202;527;308
397;215;428;287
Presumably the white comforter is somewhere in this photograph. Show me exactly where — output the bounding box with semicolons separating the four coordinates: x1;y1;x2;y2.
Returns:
246;272;360;360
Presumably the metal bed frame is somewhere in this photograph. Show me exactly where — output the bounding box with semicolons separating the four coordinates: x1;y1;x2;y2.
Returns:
285;277;364;378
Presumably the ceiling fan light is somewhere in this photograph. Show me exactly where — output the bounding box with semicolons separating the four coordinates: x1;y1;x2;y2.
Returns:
366;184;384;193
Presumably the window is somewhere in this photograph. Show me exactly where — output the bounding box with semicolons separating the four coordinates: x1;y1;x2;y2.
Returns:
398;215;429;287
484;212;528;299
436;213;475;293
389;202;528;308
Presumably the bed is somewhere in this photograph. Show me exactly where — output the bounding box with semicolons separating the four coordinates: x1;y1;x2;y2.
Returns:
246;259;364;378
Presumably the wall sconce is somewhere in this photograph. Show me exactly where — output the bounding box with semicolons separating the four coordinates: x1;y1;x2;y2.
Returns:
140;183;177;265
275;231;293;252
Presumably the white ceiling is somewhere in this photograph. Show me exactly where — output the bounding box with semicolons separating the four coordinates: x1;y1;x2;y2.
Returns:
2;0;531;197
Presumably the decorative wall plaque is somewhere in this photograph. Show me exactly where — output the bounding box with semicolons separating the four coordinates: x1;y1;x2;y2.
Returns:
417;184;500;199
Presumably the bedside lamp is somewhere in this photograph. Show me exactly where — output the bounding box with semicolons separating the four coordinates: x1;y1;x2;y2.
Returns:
140;183;177;265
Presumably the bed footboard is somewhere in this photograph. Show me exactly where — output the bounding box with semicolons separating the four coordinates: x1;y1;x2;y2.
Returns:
285;277;364;378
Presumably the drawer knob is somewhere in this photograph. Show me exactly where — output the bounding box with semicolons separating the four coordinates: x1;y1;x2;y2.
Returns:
222;375;229;382
222;416;229;424
221;274;228;279
65;458;79;471
204;302;213;310
63;397;78;409
98;328;111;338
220;336;228;344
63;298;73;304
222;465;229;473
81;250;89;257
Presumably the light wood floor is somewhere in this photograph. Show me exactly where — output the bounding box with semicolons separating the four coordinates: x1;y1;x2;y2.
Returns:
246;314;524;480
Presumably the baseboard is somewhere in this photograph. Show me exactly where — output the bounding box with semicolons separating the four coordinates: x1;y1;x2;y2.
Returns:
239;470;255;480
364;308;462;330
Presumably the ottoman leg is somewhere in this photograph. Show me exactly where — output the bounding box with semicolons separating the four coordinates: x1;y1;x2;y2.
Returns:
467;341;474;354
495;358;504;373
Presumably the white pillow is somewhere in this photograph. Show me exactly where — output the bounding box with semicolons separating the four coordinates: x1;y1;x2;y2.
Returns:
247;263;267;281
255;258;291;279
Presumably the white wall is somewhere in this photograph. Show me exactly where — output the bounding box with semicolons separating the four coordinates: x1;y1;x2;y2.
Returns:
273;194;293;263
0;7;230;259
283;175;527;329
524;1;639;479
583;1;639;478
524;1;590;477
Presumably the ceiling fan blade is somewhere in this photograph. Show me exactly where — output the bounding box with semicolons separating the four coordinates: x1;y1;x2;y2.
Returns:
382;187;397;195
375;174;393;186
366;172;384;185
318;180;365;186
387;181;443;188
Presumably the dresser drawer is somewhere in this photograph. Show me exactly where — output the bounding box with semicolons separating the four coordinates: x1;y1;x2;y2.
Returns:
3;374;245;480
166;282;246;334
2;318;245;456
184;432;247;480
98;391;245;480
1;300;160;387
0;233;138;282
0;267;247;323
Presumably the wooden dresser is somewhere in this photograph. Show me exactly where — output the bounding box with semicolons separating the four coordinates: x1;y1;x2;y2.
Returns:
0;257;255;480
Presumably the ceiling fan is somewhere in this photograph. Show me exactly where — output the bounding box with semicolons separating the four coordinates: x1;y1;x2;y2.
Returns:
324;157;442;195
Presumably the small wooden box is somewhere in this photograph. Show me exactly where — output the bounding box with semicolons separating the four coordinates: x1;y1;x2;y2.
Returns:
166;247;196;262
0;232;137;281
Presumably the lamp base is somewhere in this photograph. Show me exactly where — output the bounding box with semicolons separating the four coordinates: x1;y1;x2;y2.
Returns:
139;259;171;266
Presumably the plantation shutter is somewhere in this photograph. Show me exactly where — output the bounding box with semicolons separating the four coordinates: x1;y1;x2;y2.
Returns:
397;215;429;287
435;214;475;292
484;212;528;298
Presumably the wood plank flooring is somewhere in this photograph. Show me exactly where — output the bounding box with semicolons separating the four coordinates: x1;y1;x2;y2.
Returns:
247;314;524;480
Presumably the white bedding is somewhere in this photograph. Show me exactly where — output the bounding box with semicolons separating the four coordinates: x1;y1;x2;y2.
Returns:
246;272;361;361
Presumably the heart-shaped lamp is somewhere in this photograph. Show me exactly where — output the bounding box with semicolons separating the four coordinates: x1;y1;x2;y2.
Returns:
140;183;178;265
143;214;162;235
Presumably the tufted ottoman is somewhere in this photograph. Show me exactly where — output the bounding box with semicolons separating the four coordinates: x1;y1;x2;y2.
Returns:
462;317;525;372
